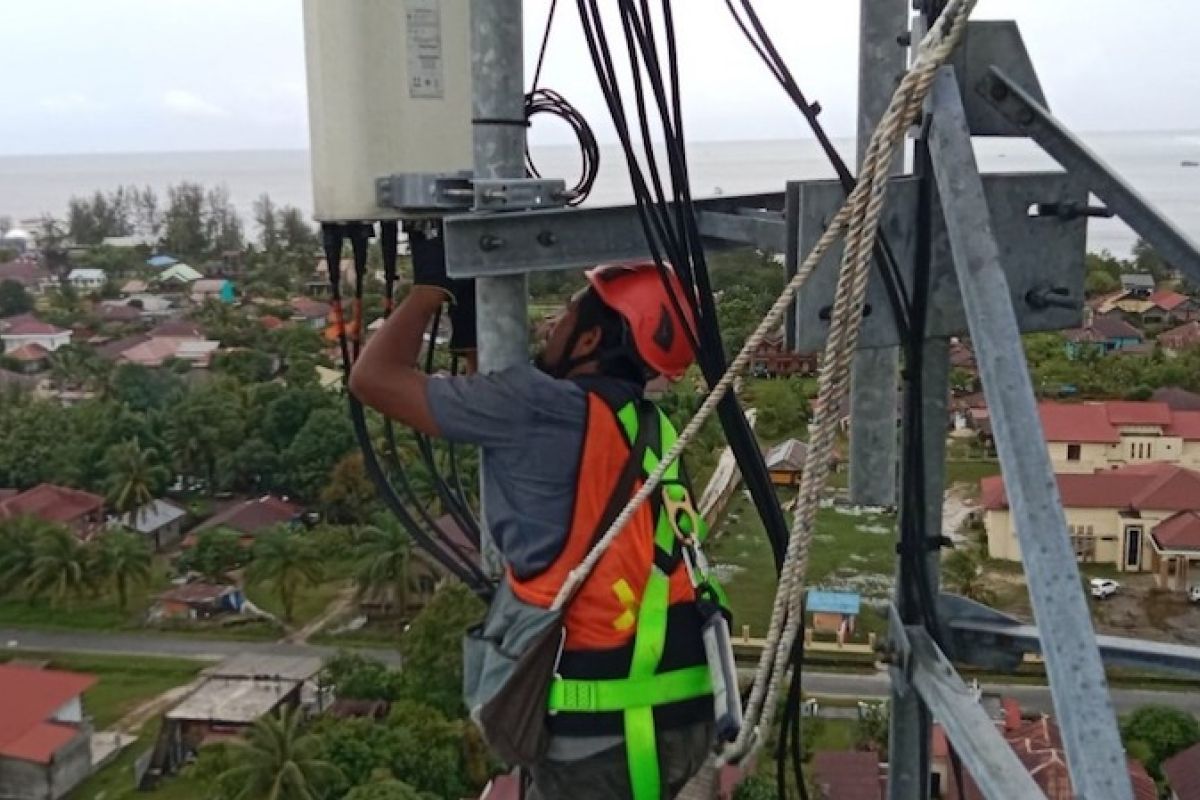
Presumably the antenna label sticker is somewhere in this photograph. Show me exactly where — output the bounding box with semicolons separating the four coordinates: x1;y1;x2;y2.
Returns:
406;0;444;99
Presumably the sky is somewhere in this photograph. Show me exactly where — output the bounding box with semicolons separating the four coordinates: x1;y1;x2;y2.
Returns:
1;1;1198;156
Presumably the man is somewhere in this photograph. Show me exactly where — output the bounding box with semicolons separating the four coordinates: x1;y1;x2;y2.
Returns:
350;229;718;799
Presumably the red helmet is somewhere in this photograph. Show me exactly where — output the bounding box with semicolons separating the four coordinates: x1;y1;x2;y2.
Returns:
584;261;697;379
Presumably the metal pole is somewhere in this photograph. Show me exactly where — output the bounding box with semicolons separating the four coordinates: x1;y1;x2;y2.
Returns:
928;67;1131;799
471;0;527;577
848;0;906;509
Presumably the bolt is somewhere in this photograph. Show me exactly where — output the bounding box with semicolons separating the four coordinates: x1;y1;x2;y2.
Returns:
989;80;1010;102
479;234;504;252
536;231;558;247
896;32;912;47
1025;285;1075;311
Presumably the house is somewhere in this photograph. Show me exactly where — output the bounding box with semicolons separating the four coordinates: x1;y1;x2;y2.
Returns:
356;549;442;621
290;297;332;330
0;484;105;539
154;654;324;778
1038;400;1200;474
120;279;148;296
1146;289;1200;326
806;590;860;642
186;495;303;546
1120;272;1156;296
1160;320;1200;352
1062;313;1144;357
750;329;819;377
96;302;143;324
150;319;206;340
5;342;51;374
156;582;245;619
0;259;51;295
147;255;180;269
764;438;808;486
156;263;203;287
1153;386;1200;411
937;704;1156;800
0;314;72;354
0;227;33;253
1165;741;1200;800
66;268;105;291
0;664;97;800
101;234;158;249
189;278;235;305
981;462;1200;578
811;751;883;799
112;498;189;551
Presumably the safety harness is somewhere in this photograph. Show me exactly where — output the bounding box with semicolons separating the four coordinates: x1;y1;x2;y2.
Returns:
547;400;725;799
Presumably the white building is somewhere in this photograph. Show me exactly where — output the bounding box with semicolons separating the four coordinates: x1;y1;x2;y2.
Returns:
0;314;72;353
66;268;106;291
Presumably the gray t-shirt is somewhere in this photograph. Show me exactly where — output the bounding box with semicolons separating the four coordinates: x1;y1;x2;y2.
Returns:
426;364;623;761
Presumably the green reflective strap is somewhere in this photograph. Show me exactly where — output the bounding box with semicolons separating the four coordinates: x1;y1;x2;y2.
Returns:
626;706;658;800
627;568;669;799
546;664;712;712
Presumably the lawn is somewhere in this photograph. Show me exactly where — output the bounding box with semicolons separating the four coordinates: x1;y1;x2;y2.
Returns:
244;575;350;627
0;651;203;730
707;494;896;636
69;725;210;800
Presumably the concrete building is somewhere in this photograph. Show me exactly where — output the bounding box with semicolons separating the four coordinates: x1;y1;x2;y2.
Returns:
65;269;105;291
982;463;1200;582
1039;400;1200;474
0;315;71;354
112;498;188;551
0;664;97;800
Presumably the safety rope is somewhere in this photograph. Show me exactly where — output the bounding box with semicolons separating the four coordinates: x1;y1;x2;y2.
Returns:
550;0;977;761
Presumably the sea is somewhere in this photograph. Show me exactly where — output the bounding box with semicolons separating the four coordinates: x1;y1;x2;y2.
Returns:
3;132;1200;258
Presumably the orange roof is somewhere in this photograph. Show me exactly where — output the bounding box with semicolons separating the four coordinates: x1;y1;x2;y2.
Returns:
982;463;1200;512
0;665;96;764
1103;401;1172;427
1152;510;1200;552
0;314;68;336
6;342;49;361
1149;289;1189;311
1038;402;1120;443
1167;411;1200;440
1164;741;1200;800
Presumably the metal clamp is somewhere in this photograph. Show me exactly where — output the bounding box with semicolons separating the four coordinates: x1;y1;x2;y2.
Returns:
376;172;568;213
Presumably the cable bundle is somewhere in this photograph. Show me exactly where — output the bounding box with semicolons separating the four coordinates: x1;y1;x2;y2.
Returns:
525;88;600;206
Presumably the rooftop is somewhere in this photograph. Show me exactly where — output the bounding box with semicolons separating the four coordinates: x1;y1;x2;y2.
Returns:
982;463;1200;513
0;664;96;765
807;590;861;615
1164;741;1200;800
0;314;68;337
290;297;332;319
6;342;50;362
150;318;205;339
1148;288;1190;311
0;483;104;526
191;495;302;538
1152;386;1200;411
1037;400;1200;443
147;255;179;268
114;498;188;534
67;268;105;281
1151;510;1200;553
764;438;808;472
812;750;882;800
166;676;298;724
208;653;322;682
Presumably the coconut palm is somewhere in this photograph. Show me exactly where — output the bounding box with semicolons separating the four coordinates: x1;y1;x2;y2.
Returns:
942;548;993;604
217;705;342;800
24;526;94;608
353;523;412;618
248;528;323;624
93;529;152;611
0;516;45;590
103;438;170;521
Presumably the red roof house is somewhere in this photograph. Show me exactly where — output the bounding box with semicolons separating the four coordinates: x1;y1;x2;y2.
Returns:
0;664;97;798
1152;387;1200;411
1149;289;1189;313
1038;402;1121;443
1165;741;1200;800
982;463;1200;513
0;484;105;538
812;751;883;799
187;495;303;545
0;314;68;337
1160;320;1200;351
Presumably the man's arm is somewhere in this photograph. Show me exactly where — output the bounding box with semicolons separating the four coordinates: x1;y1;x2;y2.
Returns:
348;285;445;435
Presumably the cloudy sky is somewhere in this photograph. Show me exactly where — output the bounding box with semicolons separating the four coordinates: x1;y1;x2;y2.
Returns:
1;0;1197;156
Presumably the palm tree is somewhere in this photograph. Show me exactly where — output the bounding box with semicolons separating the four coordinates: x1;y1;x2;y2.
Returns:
24;526;94;609
217;705;342;800
103;438;170;521
248;528;323;624
93;530;152;611
942;548;993;604
0;516;44;591
353;523;412;618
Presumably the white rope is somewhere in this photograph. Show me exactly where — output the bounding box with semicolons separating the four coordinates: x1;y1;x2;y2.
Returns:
552;0;977;756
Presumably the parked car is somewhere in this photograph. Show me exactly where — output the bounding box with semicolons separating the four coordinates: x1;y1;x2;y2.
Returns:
1189;585;1200;604
1090;578;1120;599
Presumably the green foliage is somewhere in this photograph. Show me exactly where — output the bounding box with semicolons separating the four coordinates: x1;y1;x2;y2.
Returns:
942;547;993;604
733;776;777;800
217;706;343;800
397;583;485;717
23;525;94;608
1085;269;1120;296
854;701;890;759
0;279;33;316
386;700;487;797
321;652;403;703
322;453;379;525
0;517;45;590
343;780;434;800
92;530;152;611
709;248;787;355
351;522;411;617
179;529;245;583
745;377;810;442
248;528;323;623
1120;705;1200;778
213;349;276;384
284;408;357;499
110;363;184;412
103;438;171;516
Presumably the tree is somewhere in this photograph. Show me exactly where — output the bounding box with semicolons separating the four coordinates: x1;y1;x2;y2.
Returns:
163;182;209;257
1121;705;1200;778
387;700;487;797
344;780;433;800
109;363;183;412
103;438;170;519
93;529;152;611
0;279;32;316
283;408;356;499
254;194;280;252
1132;238;1170;283
0;516;44;590
179;529;244;584
24;525;94;608
278;207;317;254
217;706;342;800
855;701;890;759
942;548;993;604
1085;269;1120;297
397;583;485;716
212;349;276;384
248;528;323;623
321;652;403;703
350;522;413;619
206;186;245;253
322;453;378;524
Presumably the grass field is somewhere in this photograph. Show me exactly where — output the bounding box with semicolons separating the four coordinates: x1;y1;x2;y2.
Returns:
69;728;210;800
0;651;203;730
244;575;350;627
707;494;896;636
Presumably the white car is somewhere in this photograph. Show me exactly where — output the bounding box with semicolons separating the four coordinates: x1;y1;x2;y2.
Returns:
1189;585;1200;604
1090;578;1120;599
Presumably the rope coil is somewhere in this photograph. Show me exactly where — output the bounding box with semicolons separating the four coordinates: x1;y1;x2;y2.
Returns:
549;0;978;761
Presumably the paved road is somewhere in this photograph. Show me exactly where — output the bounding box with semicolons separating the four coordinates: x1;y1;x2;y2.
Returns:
0;627;401;665
5;627;1198;715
